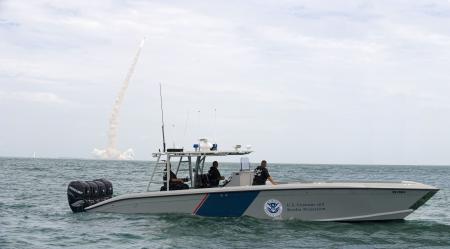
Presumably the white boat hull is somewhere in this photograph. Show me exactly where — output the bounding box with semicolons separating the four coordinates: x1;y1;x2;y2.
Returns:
85;181;438;221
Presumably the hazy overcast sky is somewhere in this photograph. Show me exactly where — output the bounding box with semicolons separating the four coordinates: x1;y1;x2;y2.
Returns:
1;0;450;164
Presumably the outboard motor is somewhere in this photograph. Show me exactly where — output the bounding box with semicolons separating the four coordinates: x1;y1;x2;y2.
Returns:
67;178;113;213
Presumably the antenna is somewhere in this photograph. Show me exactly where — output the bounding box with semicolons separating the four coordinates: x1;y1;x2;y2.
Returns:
183;110;190;145
213;108;217;143
171;123;176;148
159;83;166;152
197;110;201;139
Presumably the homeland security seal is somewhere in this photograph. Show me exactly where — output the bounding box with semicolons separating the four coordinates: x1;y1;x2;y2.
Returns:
264;199;283;217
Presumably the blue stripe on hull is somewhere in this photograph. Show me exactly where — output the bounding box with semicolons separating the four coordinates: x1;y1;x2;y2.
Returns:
196;191;259;217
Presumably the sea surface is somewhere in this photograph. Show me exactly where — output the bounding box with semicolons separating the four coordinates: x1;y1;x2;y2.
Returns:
0;158;449;249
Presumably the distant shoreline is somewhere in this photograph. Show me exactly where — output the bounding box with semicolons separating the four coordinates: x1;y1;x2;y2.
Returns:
1;156;449;167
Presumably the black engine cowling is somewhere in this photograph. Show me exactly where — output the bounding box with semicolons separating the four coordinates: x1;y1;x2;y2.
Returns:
67;179;113;213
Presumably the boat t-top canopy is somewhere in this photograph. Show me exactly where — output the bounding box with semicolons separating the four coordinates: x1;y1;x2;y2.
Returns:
148;150;253;191
152;150;252;158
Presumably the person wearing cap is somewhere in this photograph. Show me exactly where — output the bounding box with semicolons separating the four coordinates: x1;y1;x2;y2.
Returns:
252;160;276;185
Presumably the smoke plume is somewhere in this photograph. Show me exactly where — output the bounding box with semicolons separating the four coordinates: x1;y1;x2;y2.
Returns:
93;38;145;160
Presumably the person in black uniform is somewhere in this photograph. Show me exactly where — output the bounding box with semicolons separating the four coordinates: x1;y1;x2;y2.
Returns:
161;167;189;191
208;161;225;187
253;160;276;185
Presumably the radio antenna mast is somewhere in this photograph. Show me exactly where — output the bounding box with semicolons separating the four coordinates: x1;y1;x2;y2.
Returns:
213;108;217;143
159;83;166;152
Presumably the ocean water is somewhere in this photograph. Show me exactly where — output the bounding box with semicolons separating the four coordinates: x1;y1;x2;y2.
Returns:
0;158;449;249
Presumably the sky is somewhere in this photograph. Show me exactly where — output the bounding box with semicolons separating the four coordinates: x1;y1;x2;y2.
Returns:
1;0;450;165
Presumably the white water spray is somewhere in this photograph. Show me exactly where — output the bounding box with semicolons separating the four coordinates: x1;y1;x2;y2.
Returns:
93;38;145;160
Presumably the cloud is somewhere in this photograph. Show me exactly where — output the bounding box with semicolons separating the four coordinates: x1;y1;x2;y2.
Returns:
0;90;70;104
1;0;450;164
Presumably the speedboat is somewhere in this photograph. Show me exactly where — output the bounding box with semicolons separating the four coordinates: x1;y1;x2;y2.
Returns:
67;84;438;221
67;148;439;221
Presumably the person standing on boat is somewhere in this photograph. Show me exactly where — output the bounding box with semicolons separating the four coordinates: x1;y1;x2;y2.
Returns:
208;161;225;187
253;160;276;185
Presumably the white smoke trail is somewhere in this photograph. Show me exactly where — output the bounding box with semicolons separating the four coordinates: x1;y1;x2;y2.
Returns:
94;38;145;160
